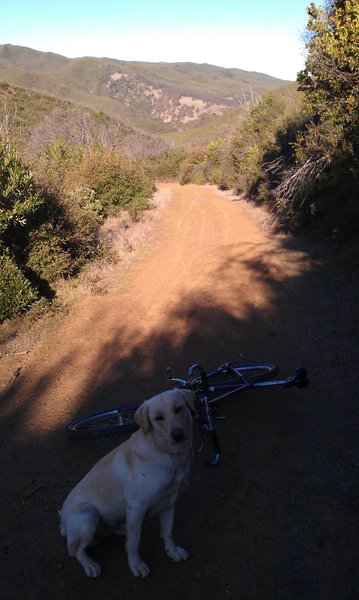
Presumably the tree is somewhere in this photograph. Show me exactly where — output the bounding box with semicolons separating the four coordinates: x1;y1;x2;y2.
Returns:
297;0;359;131
272;0;359;227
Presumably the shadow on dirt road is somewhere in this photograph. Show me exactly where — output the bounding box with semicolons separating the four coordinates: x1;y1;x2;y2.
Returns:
0;201;358;600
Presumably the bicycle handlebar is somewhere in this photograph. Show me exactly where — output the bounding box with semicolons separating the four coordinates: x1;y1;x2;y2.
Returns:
284;367;309;388
188;363;205;376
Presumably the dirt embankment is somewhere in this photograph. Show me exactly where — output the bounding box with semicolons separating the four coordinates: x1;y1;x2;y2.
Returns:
0;184;358;600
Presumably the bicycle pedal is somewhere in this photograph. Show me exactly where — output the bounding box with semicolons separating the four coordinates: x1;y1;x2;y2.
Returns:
201;424;211;433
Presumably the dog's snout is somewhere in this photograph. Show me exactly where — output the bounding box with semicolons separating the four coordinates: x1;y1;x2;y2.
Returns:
171;427;185;442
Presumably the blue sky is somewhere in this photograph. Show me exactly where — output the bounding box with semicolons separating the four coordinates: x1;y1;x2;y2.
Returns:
0;0;314;80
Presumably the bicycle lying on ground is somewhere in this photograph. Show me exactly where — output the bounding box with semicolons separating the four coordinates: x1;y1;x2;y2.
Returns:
67;355;308;465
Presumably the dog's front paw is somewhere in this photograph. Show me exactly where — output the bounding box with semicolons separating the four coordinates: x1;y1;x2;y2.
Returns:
83;557;102;578
166;545;189;562
129;559;150;578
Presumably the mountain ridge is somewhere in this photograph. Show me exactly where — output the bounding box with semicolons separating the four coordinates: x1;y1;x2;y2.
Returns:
0;44;288;135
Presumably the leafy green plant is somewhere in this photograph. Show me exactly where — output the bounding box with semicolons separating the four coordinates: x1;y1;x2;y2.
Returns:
0;141;43;235
38;138;84;194
298;0;359;130
221;90;303;195
26;224;73;282
152;148;187;181
79;150;155;218
179;149;206;185
0;253;37;322
275;0;359;232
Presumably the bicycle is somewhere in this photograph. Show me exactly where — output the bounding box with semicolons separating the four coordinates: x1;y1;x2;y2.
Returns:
66;355;308;465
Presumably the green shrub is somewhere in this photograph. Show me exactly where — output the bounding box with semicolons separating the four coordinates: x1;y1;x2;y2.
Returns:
204;139;226;164
0;253;37;322
152;148;187;181
207;165;222;185
0;142;44;236
62;201;104;267
231;89;300;181
40;138;84;193
178;149;206;185
233;143;266;194
0;125;158;321
26;224;73;282
190;167;206;186
80;151;155;218
269;0;359;235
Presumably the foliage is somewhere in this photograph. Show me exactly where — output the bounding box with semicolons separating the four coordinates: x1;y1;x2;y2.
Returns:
0;142;43;235
202;138;227;185
0;253;37;321
204;139;226;164
179;87;304;196
0;131;156;322
0;81;71;147
37;137;84;195
298;1;359;128
0;46;287;135
178;1;359;238
225;91;303;195
0;81;167;162
26;224;73;283
179;149;207;185
281;0;359;231
152;148;187;181
78;150;156;219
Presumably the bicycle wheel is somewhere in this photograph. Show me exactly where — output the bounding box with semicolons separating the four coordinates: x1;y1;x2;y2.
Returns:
188;361;278;388
66;403;140;439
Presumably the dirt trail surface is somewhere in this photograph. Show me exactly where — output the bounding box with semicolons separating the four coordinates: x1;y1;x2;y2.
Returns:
1;184;358;600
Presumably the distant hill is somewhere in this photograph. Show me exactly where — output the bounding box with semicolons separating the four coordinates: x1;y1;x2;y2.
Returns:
0;80;167;159
0;44;288;137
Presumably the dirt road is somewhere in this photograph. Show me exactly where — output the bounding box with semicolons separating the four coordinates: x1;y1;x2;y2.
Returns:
0;184;358;600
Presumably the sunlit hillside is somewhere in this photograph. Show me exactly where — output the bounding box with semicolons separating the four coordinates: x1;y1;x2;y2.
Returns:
0;44;288;135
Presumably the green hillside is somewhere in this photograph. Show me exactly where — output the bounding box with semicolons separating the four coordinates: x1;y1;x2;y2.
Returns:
0;44;288;136
162;105;247;147
0;80;169;161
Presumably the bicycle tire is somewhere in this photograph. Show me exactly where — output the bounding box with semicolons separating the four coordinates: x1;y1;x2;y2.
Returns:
186;361;278;390
66;403;140;439
230;360;278;382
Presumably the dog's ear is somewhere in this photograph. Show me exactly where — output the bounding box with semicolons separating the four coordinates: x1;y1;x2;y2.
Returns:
134;401;151;434
176;389;197;414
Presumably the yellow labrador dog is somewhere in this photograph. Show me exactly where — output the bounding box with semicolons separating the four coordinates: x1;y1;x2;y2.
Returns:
59;388;196;578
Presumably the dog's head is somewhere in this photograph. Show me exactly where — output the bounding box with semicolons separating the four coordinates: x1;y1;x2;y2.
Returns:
134;389;196;453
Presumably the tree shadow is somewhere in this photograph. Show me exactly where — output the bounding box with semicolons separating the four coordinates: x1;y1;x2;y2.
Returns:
0;231;358;600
